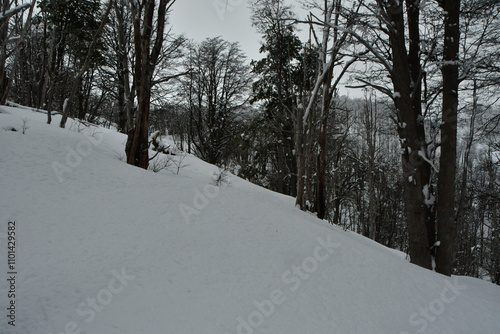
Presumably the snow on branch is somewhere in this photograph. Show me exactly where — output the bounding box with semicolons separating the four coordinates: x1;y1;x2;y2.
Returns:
7;36;21;44
150;131;175;156
302;59;333;125
418;149;439;173
347;77;393;97
0;2;32;20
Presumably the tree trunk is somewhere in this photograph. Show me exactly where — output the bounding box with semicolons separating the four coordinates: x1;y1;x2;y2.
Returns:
316;112;329;219
389;0;432;269
77;76;86;120
126;84;150;167
365;96;377;240
126;0;172;169
295;104;305;209
39;25;57;124
114;0;129;133
0;0;11;104
0;1;33;104
435;0;460;276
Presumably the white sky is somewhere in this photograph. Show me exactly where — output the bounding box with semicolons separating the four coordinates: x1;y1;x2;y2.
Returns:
169;0;263;61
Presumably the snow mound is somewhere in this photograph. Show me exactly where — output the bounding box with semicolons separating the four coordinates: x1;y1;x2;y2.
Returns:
1;105;499;334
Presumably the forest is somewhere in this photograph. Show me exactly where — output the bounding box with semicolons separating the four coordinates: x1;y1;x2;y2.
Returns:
1;0;499;283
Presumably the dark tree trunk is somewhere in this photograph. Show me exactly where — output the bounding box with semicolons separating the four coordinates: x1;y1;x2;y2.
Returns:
126;86;151;167
435;0;460;276
295;105;305;209
77;76;86;120
316;115;328;219
0;0;10;104
407;0;437;252
365;98;377;240
126;0;172;169
387;0;432;269
117;68;127;132
45;26;60;124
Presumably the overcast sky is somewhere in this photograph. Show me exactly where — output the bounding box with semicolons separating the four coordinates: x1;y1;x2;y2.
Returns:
169;0;263;61
168;0;355;97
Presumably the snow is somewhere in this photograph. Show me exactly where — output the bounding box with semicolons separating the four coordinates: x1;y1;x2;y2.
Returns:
422;184;436;206
418;149;439;173
1;105;500;334
62;98;69;113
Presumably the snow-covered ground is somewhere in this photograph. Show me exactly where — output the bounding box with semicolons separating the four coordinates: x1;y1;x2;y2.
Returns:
0;105;499;334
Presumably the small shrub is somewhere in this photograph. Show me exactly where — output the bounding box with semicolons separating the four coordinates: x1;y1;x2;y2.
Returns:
171;152;188;175
20;118;29;134
69;120;86;133
149;156;172;173
212;166;231;186
116;153;126;162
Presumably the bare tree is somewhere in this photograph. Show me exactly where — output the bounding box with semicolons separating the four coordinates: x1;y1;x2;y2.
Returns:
107;0;135;133
125;0;178;168
181;37;252;165
303;0;463;273
299;0;360;219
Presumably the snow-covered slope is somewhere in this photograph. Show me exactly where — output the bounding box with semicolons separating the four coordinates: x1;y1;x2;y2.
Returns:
0;105;499;334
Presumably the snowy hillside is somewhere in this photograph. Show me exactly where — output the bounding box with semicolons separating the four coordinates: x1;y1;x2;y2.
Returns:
1;105;499;334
